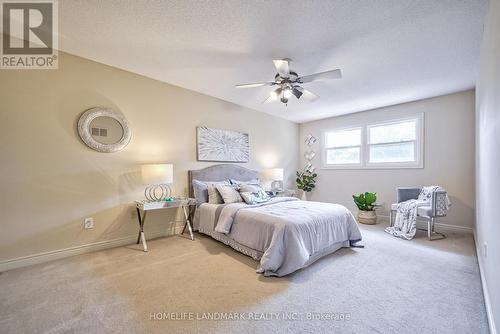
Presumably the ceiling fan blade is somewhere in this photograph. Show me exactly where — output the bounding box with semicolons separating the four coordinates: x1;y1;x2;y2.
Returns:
296;87;319;101
235;82;275;88
273;59;291;78
298;69;342;83
262;96;275;104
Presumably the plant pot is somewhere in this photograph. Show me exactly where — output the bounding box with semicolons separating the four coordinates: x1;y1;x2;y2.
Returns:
300;190;307;201
358;210;377;225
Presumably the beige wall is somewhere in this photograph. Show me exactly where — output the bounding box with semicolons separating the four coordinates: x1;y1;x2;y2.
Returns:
299;90;475;228
0;52;299;263
476;0;500;331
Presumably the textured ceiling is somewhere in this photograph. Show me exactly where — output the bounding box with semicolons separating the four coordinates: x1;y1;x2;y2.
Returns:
58;0;487;123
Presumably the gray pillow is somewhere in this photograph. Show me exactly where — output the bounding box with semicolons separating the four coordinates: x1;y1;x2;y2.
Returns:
239;183;263;193
207;184;224;204
192;180;229;204
216;184;243;203
230;179;260;186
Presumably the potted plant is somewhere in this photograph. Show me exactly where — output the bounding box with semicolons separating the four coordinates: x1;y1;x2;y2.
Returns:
296;170;317;200
352;192;378;224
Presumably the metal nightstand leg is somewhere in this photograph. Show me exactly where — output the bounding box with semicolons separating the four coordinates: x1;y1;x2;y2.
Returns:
182;205;194;241
136;207;148;252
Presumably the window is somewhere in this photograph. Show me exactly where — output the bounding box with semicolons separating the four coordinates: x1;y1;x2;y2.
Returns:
323;128;362;166
367;118;421;166
322;114;423;169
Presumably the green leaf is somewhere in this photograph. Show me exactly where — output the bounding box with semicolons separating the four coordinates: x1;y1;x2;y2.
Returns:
352;192;376;210
364;192;377;206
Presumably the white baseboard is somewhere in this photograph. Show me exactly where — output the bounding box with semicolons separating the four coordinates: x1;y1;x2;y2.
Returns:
377;215;473;233
0;225;185;273
473;228;497;334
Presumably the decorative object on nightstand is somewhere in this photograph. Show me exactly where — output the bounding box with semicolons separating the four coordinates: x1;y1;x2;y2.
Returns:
135;197;196;252
263;168;284;191
352;192;378;225
141;164;173;201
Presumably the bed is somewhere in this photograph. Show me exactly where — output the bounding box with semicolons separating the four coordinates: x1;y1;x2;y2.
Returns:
189;164;362;277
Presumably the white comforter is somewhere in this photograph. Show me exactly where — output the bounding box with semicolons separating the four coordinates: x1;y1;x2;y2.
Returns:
214;198;362;276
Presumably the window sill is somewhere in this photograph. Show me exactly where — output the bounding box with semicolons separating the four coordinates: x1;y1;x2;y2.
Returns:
321;163;424;170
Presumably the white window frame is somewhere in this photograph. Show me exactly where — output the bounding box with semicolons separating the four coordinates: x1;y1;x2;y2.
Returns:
321;113;424;170
366;115;423;168
322;126;363;169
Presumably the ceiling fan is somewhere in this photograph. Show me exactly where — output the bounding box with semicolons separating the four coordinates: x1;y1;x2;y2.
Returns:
235;58;342;105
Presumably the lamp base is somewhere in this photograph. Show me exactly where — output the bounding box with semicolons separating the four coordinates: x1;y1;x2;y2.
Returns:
144;184;172;201
271;180;283;192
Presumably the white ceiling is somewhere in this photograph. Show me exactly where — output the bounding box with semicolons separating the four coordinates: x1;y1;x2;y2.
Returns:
58;0;487;123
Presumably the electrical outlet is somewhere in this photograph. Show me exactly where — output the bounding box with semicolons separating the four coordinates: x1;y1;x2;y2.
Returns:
483;242;487;259
84;217;94;229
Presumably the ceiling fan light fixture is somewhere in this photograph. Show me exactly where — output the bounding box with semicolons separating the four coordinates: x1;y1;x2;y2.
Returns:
270;88;281;100
235;58;341;106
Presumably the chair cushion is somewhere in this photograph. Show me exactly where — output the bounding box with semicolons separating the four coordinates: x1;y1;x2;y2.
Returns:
417;206;432;217
391;202;432;217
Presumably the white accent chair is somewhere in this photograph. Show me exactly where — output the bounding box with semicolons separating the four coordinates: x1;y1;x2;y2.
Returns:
389;187;447;240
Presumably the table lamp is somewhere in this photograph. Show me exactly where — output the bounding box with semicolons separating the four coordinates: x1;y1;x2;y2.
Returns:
263;168;284;191
141;164;173;201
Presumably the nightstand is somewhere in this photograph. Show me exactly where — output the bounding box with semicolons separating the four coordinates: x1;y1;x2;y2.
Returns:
135;198;196;252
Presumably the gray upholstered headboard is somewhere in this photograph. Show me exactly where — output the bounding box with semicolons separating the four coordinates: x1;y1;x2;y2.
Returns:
188;164;260;198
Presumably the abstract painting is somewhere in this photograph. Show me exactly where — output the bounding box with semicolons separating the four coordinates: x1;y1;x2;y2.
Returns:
197;126;249;162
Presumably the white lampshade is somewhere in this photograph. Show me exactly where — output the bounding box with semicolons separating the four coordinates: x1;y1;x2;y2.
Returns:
141;164;173;185
263;168;284;181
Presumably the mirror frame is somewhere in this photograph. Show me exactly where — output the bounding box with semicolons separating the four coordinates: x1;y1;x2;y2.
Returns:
77;107;132;153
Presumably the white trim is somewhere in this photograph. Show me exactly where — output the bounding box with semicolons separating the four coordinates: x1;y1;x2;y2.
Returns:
377;214;473;233
432;222;473;233
366;114;424;168
473;228;498;334
0;225;185;273
321;126;363;169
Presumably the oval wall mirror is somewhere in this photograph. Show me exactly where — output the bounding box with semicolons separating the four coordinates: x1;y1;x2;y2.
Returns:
77;107;132;153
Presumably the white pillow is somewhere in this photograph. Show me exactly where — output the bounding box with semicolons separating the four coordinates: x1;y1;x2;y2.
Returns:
216;184;243;203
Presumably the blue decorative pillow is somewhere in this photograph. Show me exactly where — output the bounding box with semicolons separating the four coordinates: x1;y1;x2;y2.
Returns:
240;190;270;205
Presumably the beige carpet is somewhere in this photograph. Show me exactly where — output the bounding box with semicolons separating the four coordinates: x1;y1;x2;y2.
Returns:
0;224;489;334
